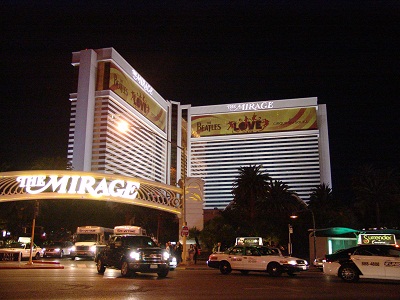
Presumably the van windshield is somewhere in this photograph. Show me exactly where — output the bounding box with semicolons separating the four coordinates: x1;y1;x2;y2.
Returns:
76;234;97;242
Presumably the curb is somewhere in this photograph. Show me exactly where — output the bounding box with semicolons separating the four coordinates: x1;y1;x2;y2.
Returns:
175;263;210;270
33;260;62;264
0;261;64;269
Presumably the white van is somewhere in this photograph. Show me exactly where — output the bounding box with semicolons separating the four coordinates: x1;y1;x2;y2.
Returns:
71;226;113;260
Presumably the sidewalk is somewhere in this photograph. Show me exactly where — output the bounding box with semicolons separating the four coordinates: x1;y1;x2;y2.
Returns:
176;261;209;270
177;262;321;272
1;260;319;271
0;260;64;269
0;261;204;270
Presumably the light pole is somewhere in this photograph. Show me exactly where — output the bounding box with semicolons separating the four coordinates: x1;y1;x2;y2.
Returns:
116;119;188;263
288;224;293;256
290;208;317;263
27;201;39;265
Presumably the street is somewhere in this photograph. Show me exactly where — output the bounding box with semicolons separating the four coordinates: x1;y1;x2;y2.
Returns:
0;258;399;299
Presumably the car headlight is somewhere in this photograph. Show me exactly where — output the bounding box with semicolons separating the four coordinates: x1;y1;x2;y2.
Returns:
54;248;60;252
163;251;170;261
287;260;298;265
171;257;177;263
130;251;140;260
90;245;97;252
281;259;297;265
71;246;76;251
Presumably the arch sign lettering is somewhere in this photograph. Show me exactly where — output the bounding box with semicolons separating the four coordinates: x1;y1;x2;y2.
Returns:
0;171;183;215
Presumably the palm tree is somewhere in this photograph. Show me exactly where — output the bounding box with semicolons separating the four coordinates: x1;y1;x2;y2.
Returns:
229;165;271;231
30;156;73;170
309;183;332;204
258;179;303;242
308;183;334;228
308;183;360;229
351;165;399;228
264;180;301;213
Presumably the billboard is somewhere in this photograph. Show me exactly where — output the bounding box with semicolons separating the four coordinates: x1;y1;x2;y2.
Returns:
191;107;317;137
97;62;167;131
359;234;397;245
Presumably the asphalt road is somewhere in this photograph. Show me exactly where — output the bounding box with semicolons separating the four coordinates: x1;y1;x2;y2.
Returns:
0;258;399;299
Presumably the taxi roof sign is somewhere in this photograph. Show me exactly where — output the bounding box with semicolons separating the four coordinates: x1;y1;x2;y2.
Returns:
358;234;396;245
114;225;146;235
235;237;263;246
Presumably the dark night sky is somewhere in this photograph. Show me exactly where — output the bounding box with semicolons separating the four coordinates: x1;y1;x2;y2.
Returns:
1;1;399;200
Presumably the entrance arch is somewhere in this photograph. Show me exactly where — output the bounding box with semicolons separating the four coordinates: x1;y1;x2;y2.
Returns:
0;170;183;215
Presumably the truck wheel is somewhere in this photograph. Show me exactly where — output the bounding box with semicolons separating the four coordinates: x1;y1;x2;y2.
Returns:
219;261;232;275
267;262;282;277
96;258;106;274
339;264;359;283
121;261;131;277
157;269;169;278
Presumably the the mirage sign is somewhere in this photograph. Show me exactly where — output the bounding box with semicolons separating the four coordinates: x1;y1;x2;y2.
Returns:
0;171;181;215
16;175;140;200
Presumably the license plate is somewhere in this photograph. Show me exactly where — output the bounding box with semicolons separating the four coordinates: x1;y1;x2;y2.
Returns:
150;264;158;269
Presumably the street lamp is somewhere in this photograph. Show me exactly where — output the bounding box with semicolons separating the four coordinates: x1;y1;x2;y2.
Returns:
288;224;293;256
116;119;188;263
290;208;317;263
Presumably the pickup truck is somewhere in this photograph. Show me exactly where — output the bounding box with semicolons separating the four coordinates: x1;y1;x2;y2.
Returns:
95;234;170;278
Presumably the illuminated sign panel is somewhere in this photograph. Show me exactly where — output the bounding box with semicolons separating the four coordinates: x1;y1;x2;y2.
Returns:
131;69;154;95
235;237;263;246
16;175;140;200
359;234;397;245
227;101;274;111
97;62;167;131
191;107;317;137
0;171;182;215
114;225;144;235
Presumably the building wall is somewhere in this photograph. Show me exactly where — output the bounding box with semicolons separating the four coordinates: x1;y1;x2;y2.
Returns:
68;48;171;183
188;97;331;210
68;48;331;231
67;48;204;232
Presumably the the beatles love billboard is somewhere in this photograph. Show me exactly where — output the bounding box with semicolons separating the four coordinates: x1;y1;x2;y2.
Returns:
97;62;167;131
192;107;318;137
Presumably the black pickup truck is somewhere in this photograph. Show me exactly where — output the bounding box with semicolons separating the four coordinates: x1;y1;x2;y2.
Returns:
95;234;170;278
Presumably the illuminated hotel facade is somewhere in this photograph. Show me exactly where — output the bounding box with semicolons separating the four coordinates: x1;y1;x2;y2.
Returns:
187;98;331;211
68;48;331;223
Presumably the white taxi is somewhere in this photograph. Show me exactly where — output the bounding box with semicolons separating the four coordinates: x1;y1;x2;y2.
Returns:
207;245;308;276
0;241;44;261
323;244;400;282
